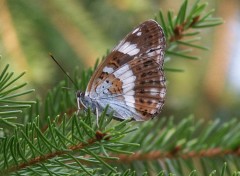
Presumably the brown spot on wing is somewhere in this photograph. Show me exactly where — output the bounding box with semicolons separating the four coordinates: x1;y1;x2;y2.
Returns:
108;78;123;94
93;74;123;95
108;51;133;69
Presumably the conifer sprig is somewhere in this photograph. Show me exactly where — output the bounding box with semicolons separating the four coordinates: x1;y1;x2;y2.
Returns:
109;116;240;174
156;0;223;71
0;60;35;129
0;111;138;175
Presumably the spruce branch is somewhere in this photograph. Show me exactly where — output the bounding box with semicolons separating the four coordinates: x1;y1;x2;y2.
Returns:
155;0;223;71
106;117;240;174
0;109;139;175
0;59;35;130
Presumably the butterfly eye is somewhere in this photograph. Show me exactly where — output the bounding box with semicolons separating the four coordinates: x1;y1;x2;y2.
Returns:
76;91;81;98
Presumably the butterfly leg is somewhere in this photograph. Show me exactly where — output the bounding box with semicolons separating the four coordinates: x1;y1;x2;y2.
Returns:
96;106;99;128
76;97;81;115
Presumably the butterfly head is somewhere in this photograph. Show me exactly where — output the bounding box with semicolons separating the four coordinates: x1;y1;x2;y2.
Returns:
76;91;87;110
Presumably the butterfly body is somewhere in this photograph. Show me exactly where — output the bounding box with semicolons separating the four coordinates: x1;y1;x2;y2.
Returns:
77;19;166;121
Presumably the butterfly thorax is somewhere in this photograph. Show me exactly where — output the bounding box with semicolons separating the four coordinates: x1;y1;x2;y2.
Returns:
76;90;98;112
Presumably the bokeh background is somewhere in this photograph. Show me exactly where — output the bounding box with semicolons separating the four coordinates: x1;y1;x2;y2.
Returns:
0;0;240;121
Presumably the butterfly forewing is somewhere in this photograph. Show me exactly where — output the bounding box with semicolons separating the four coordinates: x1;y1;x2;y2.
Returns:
84;20;166;121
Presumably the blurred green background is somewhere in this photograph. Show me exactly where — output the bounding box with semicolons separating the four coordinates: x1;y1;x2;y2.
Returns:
0;0;240;121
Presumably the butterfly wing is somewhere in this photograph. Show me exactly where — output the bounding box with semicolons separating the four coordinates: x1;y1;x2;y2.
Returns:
85;20;166;120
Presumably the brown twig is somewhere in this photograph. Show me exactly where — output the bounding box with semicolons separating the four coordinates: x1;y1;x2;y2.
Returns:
169;16;200;42
117;147;240;163
3;131;108;174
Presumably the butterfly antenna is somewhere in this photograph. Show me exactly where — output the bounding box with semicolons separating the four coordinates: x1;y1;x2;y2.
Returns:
49;53;78;90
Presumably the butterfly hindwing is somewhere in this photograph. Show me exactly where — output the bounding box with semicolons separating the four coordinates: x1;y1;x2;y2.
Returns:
84;20;166;120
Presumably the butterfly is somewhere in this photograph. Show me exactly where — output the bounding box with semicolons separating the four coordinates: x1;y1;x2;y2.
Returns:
77;19;166;121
